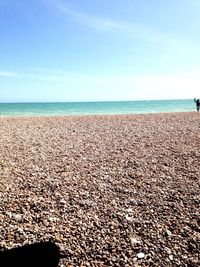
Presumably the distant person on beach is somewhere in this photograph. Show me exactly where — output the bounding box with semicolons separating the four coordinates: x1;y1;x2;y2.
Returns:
194;98;200;111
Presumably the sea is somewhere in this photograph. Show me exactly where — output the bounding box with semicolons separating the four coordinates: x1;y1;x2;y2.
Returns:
0;99;196;117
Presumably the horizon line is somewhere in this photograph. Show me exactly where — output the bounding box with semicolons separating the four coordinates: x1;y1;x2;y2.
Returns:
0;98;193;104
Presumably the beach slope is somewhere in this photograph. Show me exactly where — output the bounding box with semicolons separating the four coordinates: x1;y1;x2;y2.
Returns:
0;113;199;266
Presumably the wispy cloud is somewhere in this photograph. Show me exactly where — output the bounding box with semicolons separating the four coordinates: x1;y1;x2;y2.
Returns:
44;0;177;46
0;71;16;77
45;0;125;31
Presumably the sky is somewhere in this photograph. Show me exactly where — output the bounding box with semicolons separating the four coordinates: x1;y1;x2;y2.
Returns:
1;0;200;102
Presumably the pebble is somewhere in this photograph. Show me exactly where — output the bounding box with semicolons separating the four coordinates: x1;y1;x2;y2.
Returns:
12;214;23;222
125;214;133;221
137;252;145;259
169;254;174;261
166;229;172;237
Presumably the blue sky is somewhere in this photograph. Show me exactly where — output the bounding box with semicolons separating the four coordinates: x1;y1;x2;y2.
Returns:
1;0;200;102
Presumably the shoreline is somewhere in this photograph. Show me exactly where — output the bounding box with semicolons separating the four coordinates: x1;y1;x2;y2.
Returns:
0;110;197;119
0;112;199;266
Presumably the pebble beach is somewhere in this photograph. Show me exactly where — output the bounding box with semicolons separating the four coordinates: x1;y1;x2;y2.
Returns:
0;112;199;266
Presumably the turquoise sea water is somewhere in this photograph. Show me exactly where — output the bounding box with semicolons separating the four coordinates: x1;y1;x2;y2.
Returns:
0;99;196;117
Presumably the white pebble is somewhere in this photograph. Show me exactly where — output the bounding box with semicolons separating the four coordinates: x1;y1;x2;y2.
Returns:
125;214;133;221
169;254;174;261
137;252;145;259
